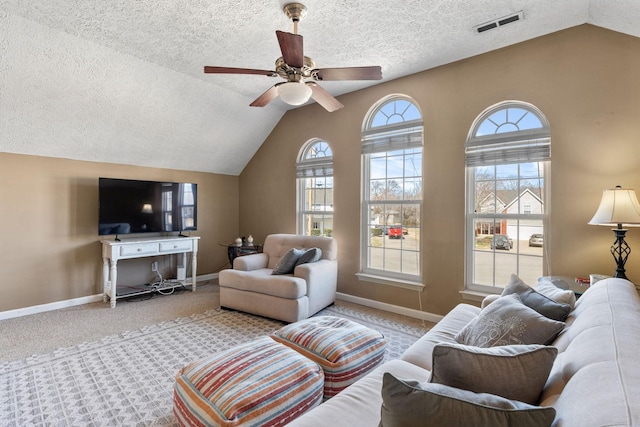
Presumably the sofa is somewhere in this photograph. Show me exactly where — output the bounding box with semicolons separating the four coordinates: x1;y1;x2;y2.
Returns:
287;277;640;426
218;234;337;323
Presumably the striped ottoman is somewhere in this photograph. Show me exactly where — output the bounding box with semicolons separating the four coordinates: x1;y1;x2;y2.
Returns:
271;316;387;399
173;336;324;427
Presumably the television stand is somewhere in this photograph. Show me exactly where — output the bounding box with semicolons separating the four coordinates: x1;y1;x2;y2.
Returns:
101;236;200;308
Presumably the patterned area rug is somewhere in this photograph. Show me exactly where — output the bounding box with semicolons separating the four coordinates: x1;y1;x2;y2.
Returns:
0;305;428;426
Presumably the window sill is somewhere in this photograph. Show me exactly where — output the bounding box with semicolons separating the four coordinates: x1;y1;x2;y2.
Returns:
356;273;424;291
459;289;495;303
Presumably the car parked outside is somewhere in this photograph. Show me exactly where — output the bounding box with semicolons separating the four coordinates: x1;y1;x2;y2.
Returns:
529;233;544;247
491;234;513;250
388;226;404;239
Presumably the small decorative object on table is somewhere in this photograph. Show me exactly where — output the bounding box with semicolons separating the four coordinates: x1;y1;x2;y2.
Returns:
234;237;242;246
247;234;254;245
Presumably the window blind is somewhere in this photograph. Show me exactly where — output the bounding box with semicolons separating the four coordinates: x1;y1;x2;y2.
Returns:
361;126;423;155
465;137;550;167
296;157;333;178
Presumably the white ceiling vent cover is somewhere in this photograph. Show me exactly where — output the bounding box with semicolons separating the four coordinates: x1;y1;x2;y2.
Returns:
474;11;524;34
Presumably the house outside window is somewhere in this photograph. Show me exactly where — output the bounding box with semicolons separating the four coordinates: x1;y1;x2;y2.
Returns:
465;101;550;292
359;96;423;288
297;139;333;237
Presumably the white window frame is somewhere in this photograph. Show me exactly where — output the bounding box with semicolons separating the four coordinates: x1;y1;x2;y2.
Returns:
296;139;333;237
464;101;551;294
358;95;424;290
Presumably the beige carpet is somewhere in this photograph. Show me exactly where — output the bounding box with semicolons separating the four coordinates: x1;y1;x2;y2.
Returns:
0;281;432;364
0;288;433;426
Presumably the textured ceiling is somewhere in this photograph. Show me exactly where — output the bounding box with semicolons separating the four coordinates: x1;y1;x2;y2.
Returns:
1;0;640;174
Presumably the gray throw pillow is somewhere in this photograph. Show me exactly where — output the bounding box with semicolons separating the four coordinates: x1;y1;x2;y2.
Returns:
380;373;556;427
295;247;322;266
271;248;304;275
429;342;558;405
454;293;565;347
535;279;577;309
502;274;571;321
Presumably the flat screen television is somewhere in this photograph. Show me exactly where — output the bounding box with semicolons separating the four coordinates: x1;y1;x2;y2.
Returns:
99;178;197;237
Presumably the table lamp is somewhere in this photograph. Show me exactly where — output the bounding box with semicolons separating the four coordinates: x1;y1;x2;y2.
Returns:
588;185;640;279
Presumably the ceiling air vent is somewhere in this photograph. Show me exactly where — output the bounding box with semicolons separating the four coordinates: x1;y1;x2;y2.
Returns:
474;11;524;34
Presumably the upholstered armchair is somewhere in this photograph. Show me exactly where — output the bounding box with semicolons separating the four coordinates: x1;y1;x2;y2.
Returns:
218;234;338;323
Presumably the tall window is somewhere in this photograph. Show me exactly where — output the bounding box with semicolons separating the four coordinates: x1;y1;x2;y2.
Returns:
360;96;423;286
465;101;550;291
297;139;333;237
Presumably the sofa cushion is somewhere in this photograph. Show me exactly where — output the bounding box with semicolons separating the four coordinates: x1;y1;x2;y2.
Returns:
380;373;556;427
502;274;571;321
429;343;557;405
296;247;323;267
455;293;565;347
272;248;305;274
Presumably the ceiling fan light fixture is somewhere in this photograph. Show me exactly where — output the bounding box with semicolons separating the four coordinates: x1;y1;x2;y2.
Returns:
278;81;312;105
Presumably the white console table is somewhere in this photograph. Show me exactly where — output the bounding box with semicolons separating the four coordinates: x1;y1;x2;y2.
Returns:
101;236;200;308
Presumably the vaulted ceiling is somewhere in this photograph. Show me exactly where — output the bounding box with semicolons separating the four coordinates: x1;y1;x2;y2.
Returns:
2;0;639;174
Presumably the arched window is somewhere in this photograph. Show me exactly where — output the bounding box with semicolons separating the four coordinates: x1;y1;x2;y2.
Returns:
465;101;551;291
296;139;333;236
359;96;423;287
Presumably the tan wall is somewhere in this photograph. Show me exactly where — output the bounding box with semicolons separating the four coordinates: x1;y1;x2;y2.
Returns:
239;25;640;316
0;153;238;311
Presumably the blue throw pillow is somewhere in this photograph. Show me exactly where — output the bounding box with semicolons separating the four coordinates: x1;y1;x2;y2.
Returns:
295;247;323;267
272;248;304;275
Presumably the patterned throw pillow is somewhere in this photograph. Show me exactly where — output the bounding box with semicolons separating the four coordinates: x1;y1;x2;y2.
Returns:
295;247;323;267
502;274;571;321
429;342;558;405
380;373;556;427
272;248;305;275
454;293;565;347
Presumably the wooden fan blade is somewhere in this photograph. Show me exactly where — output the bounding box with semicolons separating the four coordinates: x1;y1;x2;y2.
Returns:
276;30;304;68
307;82;344;112
314;66;382;81
204;66;277;77
250;84;281;107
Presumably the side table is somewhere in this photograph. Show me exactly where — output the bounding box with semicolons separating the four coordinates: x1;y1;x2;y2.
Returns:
219;242;263;267
538;275;609;298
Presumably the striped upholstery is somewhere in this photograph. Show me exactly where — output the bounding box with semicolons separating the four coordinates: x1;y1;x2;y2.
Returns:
173;336;324;427
271;316;387;399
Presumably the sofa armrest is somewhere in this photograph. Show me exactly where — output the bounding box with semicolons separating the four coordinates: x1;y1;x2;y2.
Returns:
233;253;269;271
401;303;480;371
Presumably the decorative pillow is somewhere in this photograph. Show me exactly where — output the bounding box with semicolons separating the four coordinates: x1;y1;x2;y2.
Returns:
454;293;565;347
429;342;558;405
535;279;577;309
295;247;323;267
502;274;571;321
380;373;556;427
271;248;304;275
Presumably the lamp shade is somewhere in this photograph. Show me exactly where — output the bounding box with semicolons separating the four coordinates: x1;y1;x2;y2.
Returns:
141;203;153;214
588;186;640;226
278;82;312;106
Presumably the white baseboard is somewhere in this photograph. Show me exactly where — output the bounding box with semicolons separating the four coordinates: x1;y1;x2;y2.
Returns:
336;292;443;323
0;273;220;321
0;294;105;321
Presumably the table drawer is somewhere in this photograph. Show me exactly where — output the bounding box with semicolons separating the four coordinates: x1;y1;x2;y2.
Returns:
120;243;159;257
160;240;193;253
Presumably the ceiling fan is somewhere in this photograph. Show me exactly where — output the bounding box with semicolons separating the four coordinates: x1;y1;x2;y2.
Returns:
204;2;382;112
